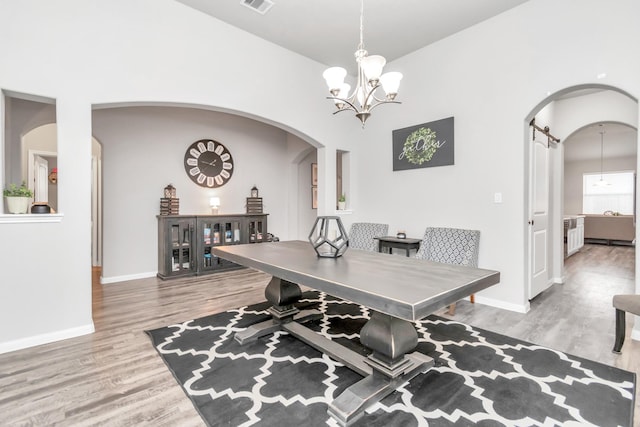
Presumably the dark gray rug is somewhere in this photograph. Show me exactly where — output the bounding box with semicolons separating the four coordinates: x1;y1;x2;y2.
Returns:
147;291;635;426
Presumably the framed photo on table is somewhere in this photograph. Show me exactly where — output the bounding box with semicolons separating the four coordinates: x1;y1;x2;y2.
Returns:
312;186;318;209
311;163;318;186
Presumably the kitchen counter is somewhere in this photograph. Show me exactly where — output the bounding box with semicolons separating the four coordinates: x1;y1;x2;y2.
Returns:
564;215;585;256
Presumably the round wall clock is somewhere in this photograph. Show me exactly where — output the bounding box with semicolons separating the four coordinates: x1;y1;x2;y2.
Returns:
183;139;234;188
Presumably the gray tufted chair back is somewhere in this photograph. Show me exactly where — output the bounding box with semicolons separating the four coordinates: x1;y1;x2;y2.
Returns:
415;227;480;267
348;222;389;251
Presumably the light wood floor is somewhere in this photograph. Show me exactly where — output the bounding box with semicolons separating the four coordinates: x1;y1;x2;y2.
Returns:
0;244;637;426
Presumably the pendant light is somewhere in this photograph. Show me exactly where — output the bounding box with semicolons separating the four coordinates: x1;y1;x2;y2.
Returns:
595;125;610;187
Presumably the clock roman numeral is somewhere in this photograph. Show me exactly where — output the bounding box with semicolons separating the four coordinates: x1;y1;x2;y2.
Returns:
223;162;233;170
186;158;198;166
197;142;207;152
189;167;200;176
207;141;215;151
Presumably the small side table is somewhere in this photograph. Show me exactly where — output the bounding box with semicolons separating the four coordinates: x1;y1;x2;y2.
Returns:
374;236;421;257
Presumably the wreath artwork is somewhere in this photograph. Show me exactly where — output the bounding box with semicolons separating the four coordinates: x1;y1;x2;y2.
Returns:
403;127;438;165
392;117;454;171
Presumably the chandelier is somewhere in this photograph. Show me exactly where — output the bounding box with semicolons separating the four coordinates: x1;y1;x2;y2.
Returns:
322;0;402;127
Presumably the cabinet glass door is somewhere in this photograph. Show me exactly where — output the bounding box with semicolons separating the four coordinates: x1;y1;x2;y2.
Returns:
201;220;222;271
170;222;192;272
224;220;242;244
248;219;265;243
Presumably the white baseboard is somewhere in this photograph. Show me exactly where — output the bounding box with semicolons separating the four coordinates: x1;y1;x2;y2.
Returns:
101;271;157;284
0;323;95;355
474;295;530;314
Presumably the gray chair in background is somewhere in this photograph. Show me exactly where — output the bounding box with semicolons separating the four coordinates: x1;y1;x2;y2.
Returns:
415;227;480;315
612;294;640;353
348;222;389;251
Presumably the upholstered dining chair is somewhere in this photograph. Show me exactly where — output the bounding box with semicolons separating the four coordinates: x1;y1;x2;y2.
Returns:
612;294;640;354
415;227;480;315
348;222;389;252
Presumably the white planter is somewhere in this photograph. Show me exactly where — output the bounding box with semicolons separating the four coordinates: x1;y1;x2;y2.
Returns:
337;201;346;210
6;196;30;214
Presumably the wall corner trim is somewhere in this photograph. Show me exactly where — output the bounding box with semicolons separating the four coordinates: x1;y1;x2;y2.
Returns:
0;322;95;355
100;271;157;284
474;295;530;314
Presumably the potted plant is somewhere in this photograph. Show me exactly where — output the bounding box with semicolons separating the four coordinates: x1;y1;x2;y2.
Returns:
337;194;346;210
3;182;34;214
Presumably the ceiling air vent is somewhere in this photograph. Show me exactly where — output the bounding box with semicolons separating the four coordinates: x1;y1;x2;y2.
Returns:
241;0;274;15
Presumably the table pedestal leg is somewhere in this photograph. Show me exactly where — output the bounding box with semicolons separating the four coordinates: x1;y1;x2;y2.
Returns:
328;311;433;426
234;276;322;344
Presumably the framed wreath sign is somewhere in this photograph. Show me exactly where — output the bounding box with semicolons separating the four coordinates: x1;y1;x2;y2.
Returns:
392;116;454;171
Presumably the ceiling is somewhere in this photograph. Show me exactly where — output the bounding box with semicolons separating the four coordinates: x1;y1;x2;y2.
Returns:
175;0;531;73
174;0;637;163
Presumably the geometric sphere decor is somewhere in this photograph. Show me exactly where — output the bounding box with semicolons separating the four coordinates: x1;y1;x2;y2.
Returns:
308;216;349;258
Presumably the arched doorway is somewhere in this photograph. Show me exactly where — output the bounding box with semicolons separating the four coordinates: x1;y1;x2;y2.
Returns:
23;123;58;210
22;123;104;267
525;84;639;302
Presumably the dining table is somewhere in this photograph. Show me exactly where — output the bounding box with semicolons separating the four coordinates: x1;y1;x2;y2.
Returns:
212;240;500;426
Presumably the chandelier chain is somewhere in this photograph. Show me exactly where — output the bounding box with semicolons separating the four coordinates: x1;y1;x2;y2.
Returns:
600;130;604;179
358;0;364;51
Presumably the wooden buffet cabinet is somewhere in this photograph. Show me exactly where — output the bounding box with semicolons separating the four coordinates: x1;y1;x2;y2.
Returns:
157;213;268;279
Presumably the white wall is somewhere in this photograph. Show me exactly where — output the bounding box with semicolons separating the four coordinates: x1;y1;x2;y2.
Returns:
0;0;639;351
554;91;639;138
0;0;357;352
92;106;311;282
350;0;640;311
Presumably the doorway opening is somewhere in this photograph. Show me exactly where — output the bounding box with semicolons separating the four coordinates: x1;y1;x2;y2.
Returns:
21;124;104;267
526;85;638;303
24;124;58;211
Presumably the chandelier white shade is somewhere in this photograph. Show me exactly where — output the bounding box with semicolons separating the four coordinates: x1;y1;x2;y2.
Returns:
322;0;402;126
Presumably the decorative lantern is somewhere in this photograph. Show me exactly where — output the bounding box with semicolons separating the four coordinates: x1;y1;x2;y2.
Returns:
48;168;58;184
251;186;259;198
164;184;176;199
308;216;349;258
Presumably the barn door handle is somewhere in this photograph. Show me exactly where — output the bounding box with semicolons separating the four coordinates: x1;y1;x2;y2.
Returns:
528;220;534;225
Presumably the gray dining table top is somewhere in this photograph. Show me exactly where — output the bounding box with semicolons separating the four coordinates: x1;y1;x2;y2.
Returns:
212;240;500;321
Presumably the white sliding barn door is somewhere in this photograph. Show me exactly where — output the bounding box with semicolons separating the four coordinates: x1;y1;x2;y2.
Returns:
529;137;552;299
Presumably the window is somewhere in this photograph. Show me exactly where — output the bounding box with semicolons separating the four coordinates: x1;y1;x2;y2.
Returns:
583;171;635;215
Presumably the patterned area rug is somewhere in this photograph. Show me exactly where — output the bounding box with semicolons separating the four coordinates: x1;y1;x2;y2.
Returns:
147;291;635;426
